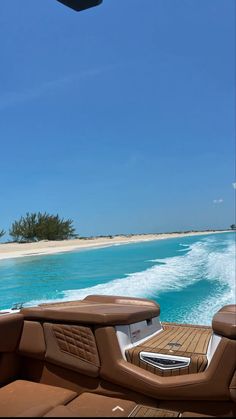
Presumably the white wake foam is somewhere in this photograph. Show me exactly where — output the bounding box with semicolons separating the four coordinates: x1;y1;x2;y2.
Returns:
27;236;235;324
63;238;233;298
186;238;235;324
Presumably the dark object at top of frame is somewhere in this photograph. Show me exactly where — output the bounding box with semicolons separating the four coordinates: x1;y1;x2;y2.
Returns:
57;0;103;12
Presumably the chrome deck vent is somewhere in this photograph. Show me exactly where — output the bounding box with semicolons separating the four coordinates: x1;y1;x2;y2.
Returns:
140;351;190;370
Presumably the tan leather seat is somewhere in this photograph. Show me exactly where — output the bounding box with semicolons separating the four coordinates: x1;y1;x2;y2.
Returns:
66;392;137;417
0;382;216;417
45;392;180;417
0;380;77;417
45;404;214;418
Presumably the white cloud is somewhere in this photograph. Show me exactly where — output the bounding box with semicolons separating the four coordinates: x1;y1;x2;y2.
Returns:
232;182;236;189
213;199;223;204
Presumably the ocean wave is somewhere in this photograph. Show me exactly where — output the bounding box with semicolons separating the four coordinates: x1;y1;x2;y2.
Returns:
26;236;235;324
186;287;234;325
64;237;233;298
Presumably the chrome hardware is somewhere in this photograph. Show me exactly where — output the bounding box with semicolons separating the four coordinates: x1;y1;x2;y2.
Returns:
140;351;190;370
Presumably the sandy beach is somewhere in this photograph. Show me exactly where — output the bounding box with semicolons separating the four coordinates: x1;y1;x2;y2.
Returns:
0;230;232;261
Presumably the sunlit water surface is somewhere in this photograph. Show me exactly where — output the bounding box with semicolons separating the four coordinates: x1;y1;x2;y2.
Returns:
0;232;235;324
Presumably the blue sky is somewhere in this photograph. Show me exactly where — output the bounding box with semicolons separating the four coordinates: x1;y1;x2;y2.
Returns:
0;0;235;238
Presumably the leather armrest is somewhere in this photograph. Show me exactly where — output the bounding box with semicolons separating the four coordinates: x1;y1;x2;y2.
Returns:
21;303;160;325
84;295;159;308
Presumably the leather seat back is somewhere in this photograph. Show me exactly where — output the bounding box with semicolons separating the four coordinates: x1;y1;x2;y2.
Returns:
18;318;100;378
43;323;100;377
0;314;24;384
18;321;46;360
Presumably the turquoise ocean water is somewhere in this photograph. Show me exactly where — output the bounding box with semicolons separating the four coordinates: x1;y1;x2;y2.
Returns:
0;232;235;325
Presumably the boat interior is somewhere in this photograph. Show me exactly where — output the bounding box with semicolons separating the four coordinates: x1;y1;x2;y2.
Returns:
0;295;235;417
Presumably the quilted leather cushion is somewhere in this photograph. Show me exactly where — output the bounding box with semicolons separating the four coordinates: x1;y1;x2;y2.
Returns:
44;323;100;377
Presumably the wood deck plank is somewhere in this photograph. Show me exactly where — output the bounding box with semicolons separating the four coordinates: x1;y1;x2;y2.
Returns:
126;323;211;377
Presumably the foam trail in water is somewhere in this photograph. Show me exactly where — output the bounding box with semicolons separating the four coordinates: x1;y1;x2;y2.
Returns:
68;239;233;295
27;236;235;325
186;238;235;324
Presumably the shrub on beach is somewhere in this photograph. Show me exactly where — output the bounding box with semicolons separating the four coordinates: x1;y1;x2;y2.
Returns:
0;229;5;239
9;212;76;242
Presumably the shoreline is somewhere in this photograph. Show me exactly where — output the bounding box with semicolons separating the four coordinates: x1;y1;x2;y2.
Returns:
0;230;233;260
0;230;233;261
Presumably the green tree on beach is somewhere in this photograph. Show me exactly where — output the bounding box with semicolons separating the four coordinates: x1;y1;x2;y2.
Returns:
0;229;5;239
9;212;76;242
230;224;236;230
35;213;76;241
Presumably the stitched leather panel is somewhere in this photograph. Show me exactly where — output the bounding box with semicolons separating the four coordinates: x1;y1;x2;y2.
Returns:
52;324;100;367
44;323;100;377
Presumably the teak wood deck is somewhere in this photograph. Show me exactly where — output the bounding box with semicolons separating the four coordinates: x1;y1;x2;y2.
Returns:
129;406;179;417
126;323;212;377
129;405;179;417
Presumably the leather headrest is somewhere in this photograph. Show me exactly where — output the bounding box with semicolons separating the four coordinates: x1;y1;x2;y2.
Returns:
212;305;236;339
0;314;24;352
